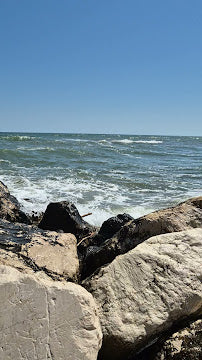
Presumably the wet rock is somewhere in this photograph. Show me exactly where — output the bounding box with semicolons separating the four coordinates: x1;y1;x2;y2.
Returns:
78;213;133;264
84;228;202;360
0;219;79;282
0;181;30;224
0;265;102;360
38;201;96;240
82;197;202;278
98;213;134;241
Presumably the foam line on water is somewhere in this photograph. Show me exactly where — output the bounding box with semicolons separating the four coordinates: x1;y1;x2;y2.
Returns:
17;147;54;151
111;139;134;144
0;135;35;141
134;140;163;144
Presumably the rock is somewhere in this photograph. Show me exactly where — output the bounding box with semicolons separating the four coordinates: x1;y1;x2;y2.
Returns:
30;210;44;226
38;201;96;240
78;213;133;265
0;265;102;360
98;213;134;241
134;319;202;360
84;229;202;360
82;197;202;278
0;181;30;224
0;219;79;281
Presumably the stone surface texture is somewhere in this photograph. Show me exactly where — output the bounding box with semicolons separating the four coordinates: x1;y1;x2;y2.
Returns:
0;219;79;281
84;229;202;360
134;319;202;360
152;319;202;360
0;265;102;360
82;197;202;278
98;213;134;241
0;181;30;224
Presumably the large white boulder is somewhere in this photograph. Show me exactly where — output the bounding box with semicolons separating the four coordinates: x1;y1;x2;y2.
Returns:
0;265;102;360
84;229;202;360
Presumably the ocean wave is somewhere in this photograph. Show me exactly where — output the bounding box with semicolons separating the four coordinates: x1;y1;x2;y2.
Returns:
55;138;163;146
111;139;163;144
55;138;95;143
0;175;130;226
134;140;163;144
0;159;11;163
112;139;134;144
1;133;201;227
0;135;35;141
98;139;110;144
17;147;54;151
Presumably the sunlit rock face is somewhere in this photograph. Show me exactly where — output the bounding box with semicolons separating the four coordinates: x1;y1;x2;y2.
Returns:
84;229;202;360
0;219;80;282
0;265;102;360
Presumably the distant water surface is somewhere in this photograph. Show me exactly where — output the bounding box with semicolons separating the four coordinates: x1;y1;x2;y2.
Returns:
0;132;201;225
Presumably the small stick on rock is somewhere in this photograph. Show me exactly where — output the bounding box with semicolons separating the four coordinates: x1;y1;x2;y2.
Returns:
81;212;92;218
77;232;96;247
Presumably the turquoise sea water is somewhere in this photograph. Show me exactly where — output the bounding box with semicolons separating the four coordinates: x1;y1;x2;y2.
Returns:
0;132;201;225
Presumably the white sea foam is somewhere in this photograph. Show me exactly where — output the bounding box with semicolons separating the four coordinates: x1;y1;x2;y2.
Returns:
1;133;201;227
0;175;131;226
109;139;163;145
124;205;156;219
112;139;134;144
17;147;54;151
1;135;34;141
98;139;111;144
55;138;163;146
134;140;163;144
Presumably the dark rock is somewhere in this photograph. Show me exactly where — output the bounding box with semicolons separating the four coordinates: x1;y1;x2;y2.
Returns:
77;213;133;266
98;213;134;240
38;201;96;240
133;319;202;360
0;181;31;224
81;196;202;279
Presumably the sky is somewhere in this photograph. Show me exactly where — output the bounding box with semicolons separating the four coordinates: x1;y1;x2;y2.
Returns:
0;0;202;135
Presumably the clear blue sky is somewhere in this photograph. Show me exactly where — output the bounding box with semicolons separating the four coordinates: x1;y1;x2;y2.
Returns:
0;0;201;135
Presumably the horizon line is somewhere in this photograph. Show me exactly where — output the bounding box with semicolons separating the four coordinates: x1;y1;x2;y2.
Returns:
0;131;201;137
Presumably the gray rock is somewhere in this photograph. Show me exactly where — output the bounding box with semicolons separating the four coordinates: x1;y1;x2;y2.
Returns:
0;265;102;360
0;181;30;224
84;229;202;360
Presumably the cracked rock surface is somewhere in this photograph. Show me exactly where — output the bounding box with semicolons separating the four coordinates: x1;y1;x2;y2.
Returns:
84;228;202;360
0;265;102;360
0;219;79;282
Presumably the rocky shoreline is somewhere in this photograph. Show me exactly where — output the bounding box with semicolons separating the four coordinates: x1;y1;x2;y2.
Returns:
0;180;201;359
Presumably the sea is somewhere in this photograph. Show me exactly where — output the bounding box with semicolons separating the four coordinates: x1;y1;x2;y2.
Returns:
0;132;201;226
